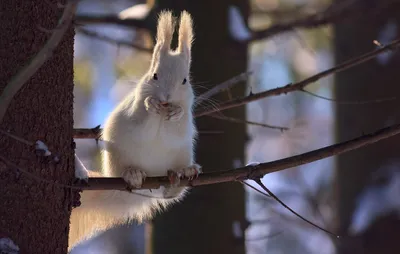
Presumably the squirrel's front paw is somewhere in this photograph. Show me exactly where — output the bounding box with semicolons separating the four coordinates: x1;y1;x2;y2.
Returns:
165;104;184;121
122;167;147;189
178;164;202;180
144;96;162;114
167;164;202;186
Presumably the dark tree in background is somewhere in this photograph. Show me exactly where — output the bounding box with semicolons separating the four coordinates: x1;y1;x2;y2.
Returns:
147;1;249;254
0;0;75;253
334;0;400;253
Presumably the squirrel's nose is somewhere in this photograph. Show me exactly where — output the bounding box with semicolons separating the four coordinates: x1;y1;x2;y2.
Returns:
160;101;169;107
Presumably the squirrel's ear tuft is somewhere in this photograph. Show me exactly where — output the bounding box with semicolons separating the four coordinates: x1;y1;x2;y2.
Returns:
155;10;176;53
177;11;194;60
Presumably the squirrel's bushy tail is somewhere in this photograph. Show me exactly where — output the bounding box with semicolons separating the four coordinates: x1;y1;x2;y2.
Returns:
68;205;123;250
68;170;126;251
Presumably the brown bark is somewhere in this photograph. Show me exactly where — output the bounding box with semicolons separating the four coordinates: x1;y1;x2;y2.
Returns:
0;1;75;253
334;0;400;253
147;1;248;254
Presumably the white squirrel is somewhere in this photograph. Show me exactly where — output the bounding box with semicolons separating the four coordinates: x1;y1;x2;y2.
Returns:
69;10;201;251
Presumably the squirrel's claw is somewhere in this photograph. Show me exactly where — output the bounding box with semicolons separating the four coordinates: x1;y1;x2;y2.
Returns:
144;96;162;114
167;169;181;187
182;164;202;180
122;167;147;190
167;164;202;187
165;104;184;121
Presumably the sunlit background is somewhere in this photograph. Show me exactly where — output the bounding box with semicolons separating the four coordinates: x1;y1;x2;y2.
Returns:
70;0;400;253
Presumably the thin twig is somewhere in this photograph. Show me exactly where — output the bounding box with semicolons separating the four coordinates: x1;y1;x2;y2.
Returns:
195;39;400;117
209;114;288;131
239;180;271;197
0;129;57;160
253;179;339;238
248;1;346;42
76;27;153;52
0;154;78;189
75;123;400;190
0;1;77;124
248;0;394;42
301;89;396;105
195;72;252;105
0;129;34;146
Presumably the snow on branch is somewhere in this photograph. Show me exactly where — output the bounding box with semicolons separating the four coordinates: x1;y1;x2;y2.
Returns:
3;122;400;192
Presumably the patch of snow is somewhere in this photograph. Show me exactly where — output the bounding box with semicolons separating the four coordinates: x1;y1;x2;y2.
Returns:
35;140;51;156
0;238;19;254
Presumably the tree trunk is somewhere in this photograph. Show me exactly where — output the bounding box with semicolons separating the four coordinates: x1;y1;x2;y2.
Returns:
0;1;75;253
334;0;400;253
147;1;248;254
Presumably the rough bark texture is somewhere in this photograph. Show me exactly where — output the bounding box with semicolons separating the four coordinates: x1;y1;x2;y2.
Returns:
0;1;75;253
147;1;248;254
334;0;400;253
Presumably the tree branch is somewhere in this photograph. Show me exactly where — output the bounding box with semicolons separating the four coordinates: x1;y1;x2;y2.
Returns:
0;0;77;124
195;39;400;117
195;72;252;105
209;114;288;131
76;27;153;52
72;126;223;139
73;125;102;139
247;0;393;42
75;14;149;30
75;123;400;190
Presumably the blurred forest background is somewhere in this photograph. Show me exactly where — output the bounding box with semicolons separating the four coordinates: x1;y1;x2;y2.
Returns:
69;0;400;253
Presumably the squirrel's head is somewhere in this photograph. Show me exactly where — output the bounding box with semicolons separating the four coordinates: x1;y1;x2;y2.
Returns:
144;10;195;107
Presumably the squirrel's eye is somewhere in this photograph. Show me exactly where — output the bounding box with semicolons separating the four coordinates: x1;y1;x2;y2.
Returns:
182;78;187;85
153;73;158;80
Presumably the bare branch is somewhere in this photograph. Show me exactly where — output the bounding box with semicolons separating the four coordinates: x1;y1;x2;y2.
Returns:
75;14;149;30
0;154;74;189
253;179;339;238
72;126;223;139
75;123;400;190
76;27;153;52
301;89;396;105
247;0;393;42
0;129;58;161
195;39;400;117
0;1;77;124
239;180;271;197
73;125;102;139
0;129;33;146
209;114;288;131
195;72;252;105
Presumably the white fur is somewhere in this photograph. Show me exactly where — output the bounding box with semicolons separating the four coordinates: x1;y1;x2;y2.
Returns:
69;10;198;250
